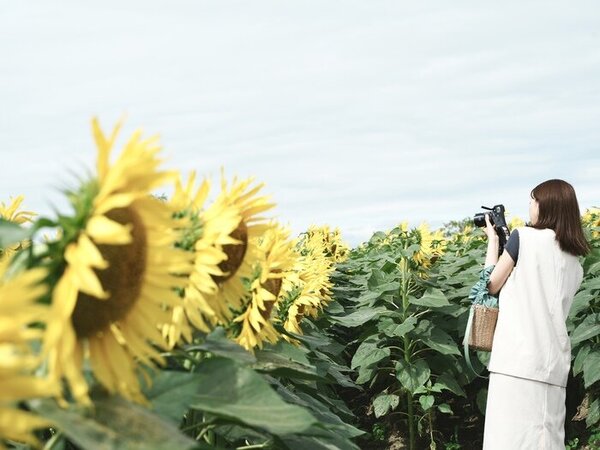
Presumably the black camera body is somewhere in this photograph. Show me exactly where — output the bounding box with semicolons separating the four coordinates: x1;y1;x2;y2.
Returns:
473;204;511;255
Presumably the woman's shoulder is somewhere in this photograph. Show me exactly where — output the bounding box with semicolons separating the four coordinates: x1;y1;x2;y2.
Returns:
516;226;555;236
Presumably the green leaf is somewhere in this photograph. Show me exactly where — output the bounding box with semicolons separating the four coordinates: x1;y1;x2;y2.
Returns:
355;365;376;385
570;314;600;345
569;291;594;318
400;243;421;258
188;357;317;435
0;218;30;250
435;304;467;318
418;395;435;411
30;395;197;450
395;359;431;395
411;319;433;338
583;350;600;388
373;394;400;418
367;269;386;290
253;348;321;380
184;326;256;364
145;371;199;424
476;388;488;415
409;288;450;308
573;344;591;376
329;307;387;327
381;316;418;338
435;372;466;397
421;328;461;356
355;291;381;305
583;276;600;290
279;434;361;450
351;340;390;369
437;403;453;414
587;398;600;428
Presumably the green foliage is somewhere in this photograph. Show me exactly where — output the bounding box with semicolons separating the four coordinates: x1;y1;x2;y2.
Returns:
2;211;598;449
567;226;600;431
326;223;474;449
326;216;600;448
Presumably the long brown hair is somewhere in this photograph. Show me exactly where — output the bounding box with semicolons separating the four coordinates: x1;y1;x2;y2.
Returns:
530;179;590;256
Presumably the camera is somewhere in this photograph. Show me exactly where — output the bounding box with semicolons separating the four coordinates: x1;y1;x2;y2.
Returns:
473;204;511;255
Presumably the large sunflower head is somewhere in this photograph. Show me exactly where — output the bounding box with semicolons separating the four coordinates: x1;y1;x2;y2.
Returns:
231;223;296;351
0;259;59;447
162;172;241;348
40;118;193;405
0;196;36;260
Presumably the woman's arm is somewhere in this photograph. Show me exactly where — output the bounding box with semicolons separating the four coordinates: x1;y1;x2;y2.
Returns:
488;250;515;296
483;213;516;296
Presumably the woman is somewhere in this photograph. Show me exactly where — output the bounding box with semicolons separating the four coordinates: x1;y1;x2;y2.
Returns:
481;179;589;449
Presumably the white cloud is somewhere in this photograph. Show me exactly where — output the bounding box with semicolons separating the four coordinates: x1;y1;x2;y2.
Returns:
1;0;599;246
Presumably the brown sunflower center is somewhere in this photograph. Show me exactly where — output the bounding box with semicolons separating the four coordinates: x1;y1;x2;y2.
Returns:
72;206;147;339
294;304;305;324
260;270;282;320
213;221;248;284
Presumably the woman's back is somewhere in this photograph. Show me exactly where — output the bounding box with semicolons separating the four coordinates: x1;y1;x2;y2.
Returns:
487;226;583;387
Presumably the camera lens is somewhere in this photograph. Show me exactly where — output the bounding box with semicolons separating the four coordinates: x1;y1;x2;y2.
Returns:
473;213;493;228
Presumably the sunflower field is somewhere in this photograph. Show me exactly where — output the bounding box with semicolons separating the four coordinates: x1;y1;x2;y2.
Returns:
0;119;598;450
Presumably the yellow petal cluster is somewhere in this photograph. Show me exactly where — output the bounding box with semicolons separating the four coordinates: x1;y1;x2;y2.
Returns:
234;223;296;351
413;222;446;269
162;172;241;348
509;216;525;229
277;225;342;341
301;225;349;263
204;175;275;322
582;207;600;239
0;260;58;447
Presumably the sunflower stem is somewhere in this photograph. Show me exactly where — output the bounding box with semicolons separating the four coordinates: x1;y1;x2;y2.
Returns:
43;431;63;450
236;443;271;450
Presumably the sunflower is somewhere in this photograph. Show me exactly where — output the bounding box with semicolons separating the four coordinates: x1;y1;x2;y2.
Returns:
0;196;36;259
232;223;296;351
412;222;446;269
42;118;193;404
162;172;241;348
301;254;335;319
277;233;336;340
282;259;331;338
0;259;58;447
582;207;600;239
301;225;350;263
203;174;275;323
508;215;525;229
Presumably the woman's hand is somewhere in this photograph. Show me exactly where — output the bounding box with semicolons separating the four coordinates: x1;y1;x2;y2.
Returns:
484;213;500;267
484;213;499;241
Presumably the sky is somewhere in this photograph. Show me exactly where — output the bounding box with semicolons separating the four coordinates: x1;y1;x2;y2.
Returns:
1;1;599;246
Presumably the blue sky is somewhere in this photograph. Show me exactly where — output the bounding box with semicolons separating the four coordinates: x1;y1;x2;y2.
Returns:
1;1;599;245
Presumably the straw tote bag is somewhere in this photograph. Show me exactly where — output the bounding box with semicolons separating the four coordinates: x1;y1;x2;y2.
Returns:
467;304;498;351
463;265;499;375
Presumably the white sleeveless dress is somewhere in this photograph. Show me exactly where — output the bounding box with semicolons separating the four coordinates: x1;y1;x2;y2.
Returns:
482;227;583;450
